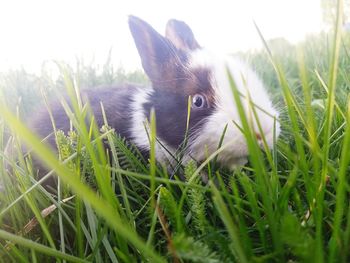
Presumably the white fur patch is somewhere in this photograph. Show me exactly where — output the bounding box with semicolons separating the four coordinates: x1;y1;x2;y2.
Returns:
130;87;176;164
186;49;280;168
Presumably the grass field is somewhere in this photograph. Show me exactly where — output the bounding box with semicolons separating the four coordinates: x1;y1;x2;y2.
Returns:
1;4;350;263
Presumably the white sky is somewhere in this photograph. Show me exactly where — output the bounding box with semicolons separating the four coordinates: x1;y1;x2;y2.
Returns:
0;0;323;74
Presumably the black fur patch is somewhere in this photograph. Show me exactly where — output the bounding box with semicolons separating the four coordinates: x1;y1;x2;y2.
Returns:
29;84;137;144
143;67;216;149
129;16;216;150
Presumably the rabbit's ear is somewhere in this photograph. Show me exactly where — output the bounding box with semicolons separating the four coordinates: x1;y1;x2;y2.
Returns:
129;16;181;82
165;19;200;51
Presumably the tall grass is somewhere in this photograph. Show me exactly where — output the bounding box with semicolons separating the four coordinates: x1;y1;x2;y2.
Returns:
1;2;350;262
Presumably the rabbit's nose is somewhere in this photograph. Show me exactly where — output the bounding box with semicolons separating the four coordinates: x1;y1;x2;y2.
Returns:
255;132;262;141
255;132;265;149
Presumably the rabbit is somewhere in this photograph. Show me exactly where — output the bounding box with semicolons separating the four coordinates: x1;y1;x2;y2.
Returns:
4;16;280;189
125;16;280;169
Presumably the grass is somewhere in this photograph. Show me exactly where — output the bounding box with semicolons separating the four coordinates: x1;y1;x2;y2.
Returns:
1;2;350;262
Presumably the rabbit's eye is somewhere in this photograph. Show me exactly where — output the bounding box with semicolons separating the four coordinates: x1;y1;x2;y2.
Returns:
192;94;207;109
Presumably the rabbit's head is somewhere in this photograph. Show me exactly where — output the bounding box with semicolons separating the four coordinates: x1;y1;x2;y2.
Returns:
129;16;280;168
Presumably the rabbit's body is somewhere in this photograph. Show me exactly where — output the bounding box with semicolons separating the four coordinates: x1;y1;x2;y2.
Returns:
29;84;139;151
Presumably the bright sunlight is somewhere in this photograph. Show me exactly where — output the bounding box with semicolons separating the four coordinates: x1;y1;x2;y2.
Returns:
0;0;322;73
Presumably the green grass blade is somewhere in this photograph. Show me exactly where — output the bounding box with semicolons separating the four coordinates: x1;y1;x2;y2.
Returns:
211;182;248;263
0;229;88;263
0;105;165;263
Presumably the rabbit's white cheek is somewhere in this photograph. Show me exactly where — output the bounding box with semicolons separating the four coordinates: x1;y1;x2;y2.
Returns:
187;110;249;168
229;157;248;170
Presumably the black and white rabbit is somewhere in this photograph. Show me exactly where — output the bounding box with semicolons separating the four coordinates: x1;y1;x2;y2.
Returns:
9;16;281;183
